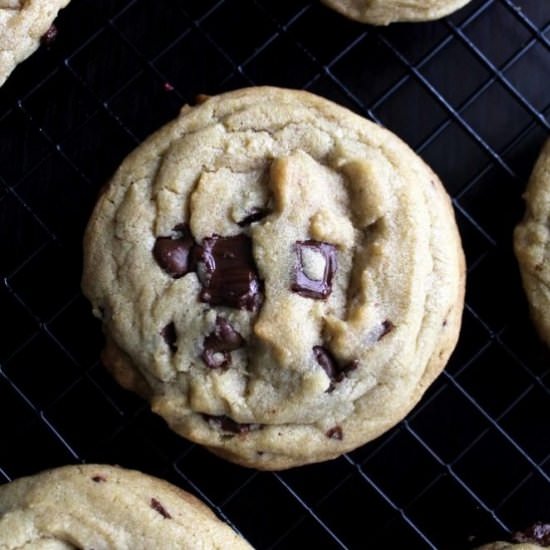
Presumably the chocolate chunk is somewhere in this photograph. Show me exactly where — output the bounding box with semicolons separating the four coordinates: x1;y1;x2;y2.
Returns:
41;24;58;46
153;224;195;278
150;498;172;519
237;208;271;227
379;320;394;340
201;317;244;369
161;323;177;353
91;475;106;483
513;523;550;546
326;426;343;440
313;346;337;380
203;414;261;434
314;346;358;391
292;241;337;300
197;234;262;311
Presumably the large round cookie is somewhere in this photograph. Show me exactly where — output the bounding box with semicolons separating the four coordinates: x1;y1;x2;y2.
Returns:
514;140;550;347
0;464;252;548
0;0;70;87
320;0;472;25
82;86;465;470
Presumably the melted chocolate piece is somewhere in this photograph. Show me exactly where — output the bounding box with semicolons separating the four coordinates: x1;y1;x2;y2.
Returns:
201;317;244;369
513;523;550;546
292;241;337;300
153;224;195;278
203;414;261;434
150;498;172;519
314;346;358;391
237;208;271;227
197;234;262;311
91;475;106;483
379;320;394;340
313;346;337;380
326;426;343;440
161;322;177;353
41;24;58;46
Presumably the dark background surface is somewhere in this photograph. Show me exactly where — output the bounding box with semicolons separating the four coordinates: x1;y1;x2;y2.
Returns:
0;0;549;548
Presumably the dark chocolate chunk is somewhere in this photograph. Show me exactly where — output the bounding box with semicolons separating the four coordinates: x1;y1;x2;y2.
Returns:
203;414;261;434
41;24;58;46
313;346;337;380
513;523;550;546
292;240;337;300
153;224;195;278
91;475;107;483
161;322;177;353
150;498;172;519
379;320;394;340
237;208;271;227
326;426;343;440
314;346;358;391
201;317;244;369
197;234;262;311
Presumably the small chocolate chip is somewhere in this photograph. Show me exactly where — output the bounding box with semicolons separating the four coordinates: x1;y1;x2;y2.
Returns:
326;426;343;440
237;208;271;227
314;346;358;391
292;241;337;300
379;320;395;340
202;317;244;369
203;414;261;434
150;498;172;519
40;24;58;46
161;322;177;353
197;234;262;311
91;475;107;483
513;522;550;546
153;224;196;278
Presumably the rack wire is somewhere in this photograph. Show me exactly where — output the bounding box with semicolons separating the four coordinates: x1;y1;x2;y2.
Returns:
0;0;549;547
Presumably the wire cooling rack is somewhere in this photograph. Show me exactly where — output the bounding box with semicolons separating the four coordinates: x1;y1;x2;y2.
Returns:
0;0;549;548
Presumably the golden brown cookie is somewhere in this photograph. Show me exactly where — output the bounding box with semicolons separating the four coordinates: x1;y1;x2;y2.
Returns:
0;0;70;87
0;464;252;549
514;140;550;347
82;86;465;470
320;0;472;24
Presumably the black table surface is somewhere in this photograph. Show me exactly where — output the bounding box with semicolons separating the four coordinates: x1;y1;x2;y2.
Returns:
0;1;549;548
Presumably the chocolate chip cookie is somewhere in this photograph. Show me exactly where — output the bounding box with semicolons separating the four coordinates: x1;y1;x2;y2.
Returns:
82;87;465;470
514;140;550;347
320;0;472;24
0;464;252;548
0;0;70;87
478;522;550;549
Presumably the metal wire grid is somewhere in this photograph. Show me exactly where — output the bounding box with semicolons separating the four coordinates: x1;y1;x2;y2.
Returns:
0;0;549;548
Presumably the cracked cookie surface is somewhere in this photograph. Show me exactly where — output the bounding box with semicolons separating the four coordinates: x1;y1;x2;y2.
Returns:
0;0;70;87
514;140;550;348
82;87;465;470
320;0;472;24
0;464;252;549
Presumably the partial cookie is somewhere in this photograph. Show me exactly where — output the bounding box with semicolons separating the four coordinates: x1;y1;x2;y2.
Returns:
82;86;465;470
478;522;550;550
514;140;550;347
0;464;252;549
320;0;472;24
0;0;70;87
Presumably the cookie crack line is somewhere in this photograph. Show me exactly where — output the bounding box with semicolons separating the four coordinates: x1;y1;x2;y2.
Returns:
83;86;465;469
